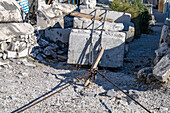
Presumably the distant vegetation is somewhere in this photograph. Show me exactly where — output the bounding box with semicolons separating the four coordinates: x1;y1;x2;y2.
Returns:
110;0;150;37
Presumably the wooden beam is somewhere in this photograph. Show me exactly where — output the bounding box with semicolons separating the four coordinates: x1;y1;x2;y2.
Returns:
84;48;104;87
92;48;104;69
56;55;67;60
70;11;113;23
47;0;52;5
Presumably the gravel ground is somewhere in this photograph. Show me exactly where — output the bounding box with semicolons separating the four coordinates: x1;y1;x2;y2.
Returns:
0;9;169;113
0;57;169;113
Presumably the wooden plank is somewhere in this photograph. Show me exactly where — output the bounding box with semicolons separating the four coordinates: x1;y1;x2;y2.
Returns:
70;11;113;23
56;55;67;60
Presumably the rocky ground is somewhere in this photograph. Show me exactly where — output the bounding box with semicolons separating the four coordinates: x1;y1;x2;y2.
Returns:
0;10;170;113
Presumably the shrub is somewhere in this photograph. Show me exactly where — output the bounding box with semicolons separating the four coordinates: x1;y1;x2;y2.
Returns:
110;0;150;37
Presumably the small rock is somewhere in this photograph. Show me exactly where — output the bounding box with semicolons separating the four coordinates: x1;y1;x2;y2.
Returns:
106;89;116;97
5;50;17;59
22;62;36;67
38;39;49;47
0;60;9;66
160;42;168;47
43;46;55;56
49;43;59;50
2;53;7;60
153;53;170;82
0;53;3;58
18;48;29;58
137;67;152;79
2;64;8;68
7;64;13;69
146;73;156;84
57;50;64;55
119;100;128;106
17;62;22;65
159;106;169;111
155;46;169;57
129;103;140;109
0;42;8;50
36;53;46;62
21;72;29;76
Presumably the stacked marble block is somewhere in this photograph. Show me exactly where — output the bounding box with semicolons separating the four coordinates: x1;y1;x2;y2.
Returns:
67;9;132;68
0;0;37;59
37;1;77;29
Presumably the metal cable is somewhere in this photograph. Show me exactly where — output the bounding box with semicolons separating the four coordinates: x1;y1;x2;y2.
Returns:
95;70;151;113
12;72;91;113
12;69;151;113
89;9;97;65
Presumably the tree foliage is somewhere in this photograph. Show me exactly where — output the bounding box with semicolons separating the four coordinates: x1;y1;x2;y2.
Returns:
110;0;150;37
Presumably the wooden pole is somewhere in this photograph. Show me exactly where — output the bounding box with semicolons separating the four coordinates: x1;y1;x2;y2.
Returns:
70;11;113;23
84;48;104;87
47;0;52;5
92;48;104;69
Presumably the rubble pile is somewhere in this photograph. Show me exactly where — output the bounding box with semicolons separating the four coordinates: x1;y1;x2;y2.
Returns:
0;0;37;61
137;19;170;83
31;29;68;63
31;2;78;63
153;19;170;82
